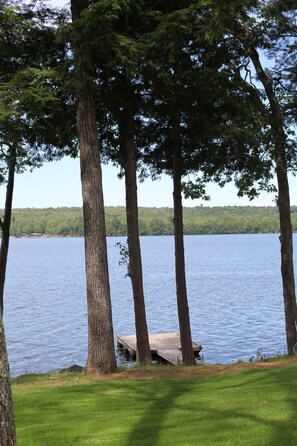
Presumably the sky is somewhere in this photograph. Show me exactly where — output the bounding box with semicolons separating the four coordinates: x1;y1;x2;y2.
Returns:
3;0;295;209
4;153;296;209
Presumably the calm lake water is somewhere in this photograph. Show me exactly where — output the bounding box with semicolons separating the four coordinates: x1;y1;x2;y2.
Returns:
3;233;297;377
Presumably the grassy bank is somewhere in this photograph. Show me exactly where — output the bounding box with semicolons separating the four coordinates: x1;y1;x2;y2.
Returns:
13;360;297;445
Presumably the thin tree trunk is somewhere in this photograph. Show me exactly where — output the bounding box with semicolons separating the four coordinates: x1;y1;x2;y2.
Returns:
71;0;116;373
0;146;17;445
275;145;297;354
172;113;196;365
119;111;151;365
245;40;297;354
0;145;16;313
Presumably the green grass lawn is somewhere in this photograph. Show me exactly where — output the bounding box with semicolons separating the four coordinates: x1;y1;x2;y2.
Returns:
12;361;297;446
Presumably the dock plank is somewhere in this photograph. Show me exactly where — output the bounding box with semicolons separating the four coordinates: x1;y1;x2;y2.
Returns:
157;349;183;365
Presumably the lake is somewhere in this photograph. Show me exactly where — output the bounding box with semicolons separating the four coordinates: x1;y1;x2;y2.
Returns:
3;233;296;377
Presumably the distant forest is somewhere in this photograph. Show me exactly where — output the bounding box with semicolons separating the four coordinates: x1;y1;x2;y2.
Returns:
6;206;297;237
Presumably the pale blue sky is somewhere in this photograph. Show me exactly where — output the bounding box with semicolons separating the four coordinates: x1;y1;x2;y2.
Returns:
3;157;296;208
4;0;294;209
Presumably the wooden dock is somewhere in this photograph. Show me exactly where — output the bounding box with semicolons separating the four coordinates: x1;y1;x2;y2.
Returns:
117;332;203;365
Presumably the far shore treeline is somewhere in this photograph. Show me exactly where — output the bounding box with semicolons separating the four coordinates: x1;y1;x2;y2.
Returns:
6;206;297;238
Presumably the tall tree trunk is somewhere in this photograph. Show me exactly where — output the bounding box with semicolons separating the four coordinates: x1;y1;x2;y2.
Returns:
172;113;196;365
0;146;17;445
244;41;297;354
275;141;297;354
71;0;116;373
119;111;152;365
0;145;16;313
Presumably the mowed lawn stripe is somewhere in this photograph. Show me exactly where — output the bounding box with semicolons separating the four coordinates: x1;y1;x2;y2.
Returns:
12;361;297;445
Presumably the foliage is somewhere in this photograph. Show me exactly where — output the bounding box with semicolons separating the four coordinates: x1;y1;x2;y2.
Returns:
5;205;297;237
0;0;77;179
115;239;130;276
12;361;297;445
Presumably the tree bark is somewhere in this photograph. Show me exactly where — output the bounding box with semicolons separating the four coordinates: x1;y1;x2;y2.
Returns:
275;142;297;354
119;111;152;365
71;0;116;373
244;40;297;355
172;113;196;365
0;314;16;446
0;146;17;445
0;145;16;314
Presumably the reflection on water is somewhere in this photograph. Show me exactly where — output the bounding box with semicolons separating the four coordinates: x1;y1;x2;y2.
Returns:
4;234;295;376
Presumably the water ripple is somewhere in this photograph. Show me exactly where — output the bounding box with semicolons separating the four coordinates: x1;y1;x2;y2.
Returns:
3;234;294;376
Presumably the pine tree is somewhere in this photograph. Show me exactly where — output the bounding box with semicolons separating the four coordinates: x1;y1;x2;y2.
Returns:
71;0;116;373
201;0;297;354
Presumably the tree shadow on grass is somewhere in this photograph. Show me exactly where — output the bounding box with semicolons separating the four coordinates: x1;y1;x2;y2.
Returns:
121;373;262;446
123;377;194;446
123;365;297;446
32;364;297;446
183;366;297;446
265;366;297;446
